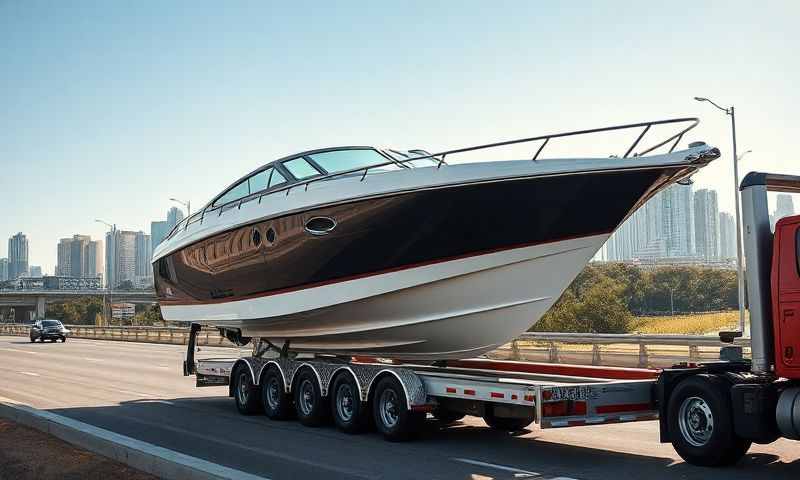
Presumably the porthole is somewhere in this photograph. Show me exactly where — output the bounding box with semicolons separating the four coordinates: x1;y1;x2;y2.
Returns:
304;216;337;236
266;227;276;244
252;228;262;247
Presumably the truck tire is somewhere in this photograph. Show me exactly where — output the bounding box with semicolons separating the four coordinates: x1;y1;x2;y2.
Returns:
483;405;534;431
667;374;751;466
233;365;261;415
433;407;465;425
331;373;370;433
293;369;328;427
372;376;424;441
260;366;293;420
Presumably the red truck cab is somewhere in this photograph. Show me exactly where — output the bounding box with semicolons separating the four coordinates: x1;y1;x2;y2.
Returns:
772;214;800;379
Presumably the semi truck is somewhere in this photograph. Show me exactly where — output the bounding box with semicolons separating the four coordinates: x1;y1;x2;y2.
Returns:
183;171;800;467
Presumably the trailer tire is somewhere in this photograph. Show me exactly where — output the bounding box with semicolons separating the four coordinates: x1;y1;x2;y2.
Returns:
261;366;293;420
233;365;261;415
293;369;328;427
372;376;423;441
667;375;751;467
483;406;533;431
331;373;370;434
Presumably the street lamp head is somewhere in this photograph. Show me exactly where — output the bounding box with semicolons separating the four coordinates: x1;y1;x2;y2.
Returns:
694;96;708;102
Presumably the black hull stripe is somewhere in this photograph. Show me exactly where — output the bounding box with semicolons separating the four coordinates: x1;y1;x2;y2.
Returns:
158;230;610;306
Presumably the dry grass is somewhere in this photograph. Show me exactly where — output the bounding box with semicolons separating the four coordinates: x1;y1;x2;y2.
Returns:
632;311;740;335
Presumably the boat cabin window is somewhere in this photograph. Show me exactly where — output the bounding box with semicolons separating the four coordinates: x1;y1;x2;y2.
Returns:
213;179;250;207
248;167;287;193
213;167;289;207
308;149;396;174
283;157;321;180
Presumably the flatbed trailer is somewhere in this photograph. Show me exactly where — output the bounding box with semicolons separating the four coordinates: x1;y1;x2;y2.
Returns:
182;171;800;467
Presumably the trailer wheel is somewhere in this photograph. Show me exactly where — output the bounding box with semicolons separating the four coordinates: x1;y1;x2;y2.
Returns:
293;369;328;427
261;366;293;420
233;365;261;415
433;407;465;425
483;406;534;432
331;373;370;433
372;376;423;441
667;375;751;467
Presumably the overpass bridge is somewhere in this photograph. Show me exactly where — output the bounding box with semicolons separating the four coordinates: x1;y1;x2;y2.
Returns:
0;289;158;322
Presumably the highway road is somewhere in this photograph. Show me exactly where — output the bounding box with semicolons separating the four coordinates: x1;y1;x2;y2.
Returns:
0;335;797;480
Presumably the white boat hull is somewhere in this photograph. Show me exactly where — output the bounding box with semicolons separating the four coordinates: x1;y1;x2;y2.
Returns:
162;234;607;359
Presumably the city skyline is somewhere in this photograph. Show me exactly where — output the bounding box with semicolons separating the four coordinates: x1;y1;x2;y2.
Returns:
2;2;800;273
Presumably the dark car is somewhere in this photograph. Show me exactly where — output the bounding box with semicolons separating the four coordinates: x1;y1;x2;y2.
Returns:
29;319;69;343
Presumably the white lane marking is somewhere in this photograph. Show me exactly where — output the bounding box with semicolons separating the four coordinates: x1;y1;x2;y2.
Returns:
0;396;271;480
452;458;540;477
0;348;41;355
83;357;103;362
18;371;40;377
117;389;157;398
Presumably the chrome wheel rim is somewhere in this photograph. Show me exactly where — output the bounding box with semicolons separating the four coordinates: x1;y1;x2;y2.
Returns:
678;396;714;447
298;379;315;416
336;384;355;422
379;389;400;428
237;372;249;405
266;377;280;410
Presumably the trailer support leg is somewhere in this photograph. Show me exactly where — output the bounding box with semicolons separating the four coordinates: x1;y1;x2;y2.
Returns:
183;323;201;376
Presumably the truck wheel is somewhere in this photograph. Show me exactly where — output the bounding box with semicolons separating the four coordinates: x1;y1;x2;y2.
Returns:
30;336;35;343
433;407;465;425
668;375;751;467
293;369;328;427
331;373;370;434
260;367;293;420
233;366;261;415
372;376;423;441
483;406;534;431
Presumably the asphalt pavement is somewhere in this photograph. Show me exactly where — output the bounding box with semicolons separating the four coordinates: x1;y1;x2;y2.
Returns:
0;334;797;479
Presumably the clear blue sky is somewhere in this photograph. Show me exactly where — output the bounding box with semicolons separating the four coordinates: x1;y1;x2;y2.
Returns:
2;1;799;273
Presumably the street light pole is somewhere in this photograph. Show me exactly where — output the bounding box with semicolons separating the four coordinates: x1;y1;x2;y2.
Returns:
694;97;747;336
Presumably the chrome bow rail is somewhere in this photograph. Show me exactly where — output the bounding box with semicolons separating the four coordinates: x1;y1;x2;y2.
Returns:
164;117;700;241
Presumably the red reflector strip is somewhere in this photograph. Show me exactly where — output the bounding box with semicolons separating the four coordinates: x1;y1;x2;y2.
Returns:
446;387;457;394
464;389;476;396
596;403;651;414
490;392;504;399
511;394;518;400
524;395;534;402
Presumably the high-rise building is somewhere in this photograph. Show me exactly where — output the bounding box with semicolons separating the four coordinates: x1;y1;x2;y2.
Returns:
167;207;185;230
106;227;138;288
85;239;104;280
28;265;42;277
135;231;153;286
604;184;694;261
694;189;720;261
719;212;737;260
70;234;91;277
56;235;104;279
0;258;8;281
8;232;29;280
151;220;169;253
772;193;796;230
56;238;71;276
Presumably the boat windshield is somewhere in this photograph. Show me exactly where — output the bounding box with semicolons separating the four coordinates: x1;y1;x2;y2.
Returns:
308;149;400;174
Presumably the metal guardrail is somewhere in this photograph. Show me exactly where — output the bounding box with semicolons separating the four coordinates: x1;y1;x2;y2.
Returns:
0;324;748;368
0;323;234;347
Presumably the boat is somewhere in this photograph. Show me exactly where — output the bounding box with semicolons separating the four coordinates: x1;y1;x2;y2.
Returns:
152;118;719;360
